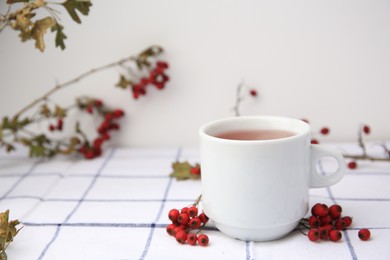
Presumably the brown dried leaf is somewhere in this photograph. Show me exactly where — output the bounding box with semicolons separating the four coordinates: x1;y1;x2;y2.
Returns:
31;16;56;52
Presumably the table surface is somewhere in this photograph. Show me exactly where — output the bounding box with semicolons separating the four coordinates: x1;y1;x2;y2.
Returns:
1;143;389;260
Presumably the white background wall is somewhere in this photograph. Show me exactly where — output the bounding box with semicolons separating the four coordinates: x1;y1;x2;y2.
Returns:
1;0;390;147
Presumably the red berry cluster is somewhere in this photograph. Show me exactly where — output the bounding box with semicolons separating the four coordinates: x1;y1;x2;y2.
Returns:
301;203;371;242
77;98;125;159
166;205;209;246
131;61;169;99
48;118;64;132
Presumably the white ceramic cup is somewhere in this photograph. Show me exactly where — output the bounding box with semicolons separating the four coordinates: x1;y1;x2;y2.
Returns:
199;116;345;241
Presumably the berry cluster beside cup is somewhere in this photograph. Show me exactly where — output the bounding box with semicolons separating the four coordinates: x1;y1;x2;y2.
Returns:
300;203;371;242
166;205;209;246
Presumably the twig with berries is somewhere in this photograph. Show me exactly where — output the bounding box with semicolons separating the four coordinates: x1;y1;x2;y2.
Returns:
166;194;210;246
0;45;169;159
299;203;371;242
343;125;390;169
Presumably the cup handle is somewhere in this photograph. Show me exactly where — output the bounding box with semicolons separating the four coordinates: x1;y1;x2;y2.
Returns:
310;145;346;188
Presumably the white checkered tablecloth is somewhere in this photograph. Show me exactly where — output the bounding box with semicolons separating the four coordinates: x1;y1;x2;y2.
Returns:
1;143;389;260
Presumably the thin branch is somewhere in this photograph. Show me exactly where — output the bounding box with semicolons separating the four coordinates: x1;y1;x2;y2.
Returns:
342;154;390;162
233;80;245;117
13;55;136;119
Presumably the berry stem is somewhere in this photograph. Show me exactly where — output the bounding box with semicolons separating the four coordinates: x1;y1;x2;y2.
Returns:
193;194;202;207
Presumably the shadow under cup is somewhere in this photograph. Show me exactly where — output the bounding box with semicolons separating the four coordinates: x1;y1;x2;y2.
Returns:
199;116;344;241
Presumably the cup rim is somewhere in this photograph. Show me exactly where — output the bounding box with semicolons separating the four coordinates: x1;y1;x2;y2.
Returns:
199;115;310;143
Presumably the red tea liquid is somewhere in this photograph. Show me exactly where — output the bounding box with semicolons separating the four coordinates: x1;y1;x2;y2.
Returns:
215;129;296;140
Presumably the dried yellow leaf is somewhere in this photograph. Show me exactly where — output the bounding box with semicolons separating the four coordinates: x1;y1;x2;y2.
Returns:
31;17;56;52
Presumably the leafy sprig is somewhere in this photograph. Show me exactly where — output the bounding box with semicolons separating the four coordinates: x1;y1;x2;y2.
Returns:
1;0;92;52
0;45;169;158
0;210;22;258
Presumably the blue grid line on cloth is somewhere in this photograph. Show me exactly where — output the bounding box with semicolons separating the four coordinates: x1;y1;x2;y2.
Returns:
319;162;358;260
37;148;117;260
0;160;40;199
138;147;181;260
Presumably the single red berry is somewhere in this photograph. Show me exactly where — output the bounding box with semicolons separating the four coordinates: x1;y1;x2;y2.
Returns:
311;203;329;217
154;82;165;90
181;207;189;214
308;229;319;242
168;209;180;222
156;60;169;69
113;109;125;118
190;167;201;175
334;219;347;230
308;216;321;228
249;89;257;97
319;215;332;226
187;233;197;245
197;234;209;246
329;230;342;242
323;224;334;234
93;138;104;149
341;216;353;227
101;133;110;141
109;123;120;130
328;204;342;220
177;213;190;225
199;212;209;224
86;105;94;114
172;226;183;237
188;206;198;218
320;127;330;135
166;223;176;236
84;150;95;160
189;217;201;229
49;124;55;131
362;125;371;135
94;99;103;107
358;228;371;241
175;230;188;244
57;118;63;128
311;139;319;144
319;226;329;240
348;161;358;169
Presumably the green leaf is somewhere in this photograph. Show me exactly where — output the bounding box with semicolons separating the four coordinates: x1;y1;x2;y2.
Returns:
61;0;92;24
170;161;201;180
29;145;46;158
51;23;67;50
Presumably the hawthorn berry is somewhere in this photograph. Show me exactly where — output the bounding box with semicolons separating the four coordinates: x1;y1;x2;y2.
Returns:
311;139;319;144
341;216;352;227
187;233;197;245
177;213;190;225
49;124;55;131
311;203;329;217
249;89;257;97
199;212;209;224
328;204;342;220
320;215;332;226
190;166;201;175
308;229;319;242
358;228;371;241
308;216;321;228
168;209;180;222
189;217;201;229
181;207;189;214
348;161;357;169
329;230;342;242
175;230;188;244
197;234;209;246
320;127;330;135
113;109;125;118
362;125;371;135
166;223;176;236
318;226;329;240
188;206;198;218
334;219;347;230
